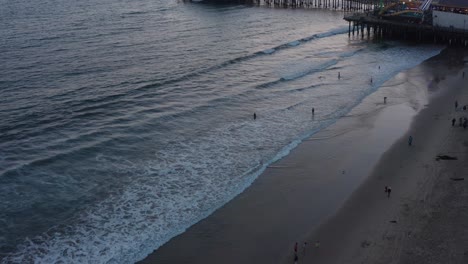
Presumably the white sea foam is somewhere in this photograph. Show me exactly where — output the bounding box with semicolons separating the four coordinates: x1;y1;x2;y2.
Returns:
262;48;276;54
287;40;300;47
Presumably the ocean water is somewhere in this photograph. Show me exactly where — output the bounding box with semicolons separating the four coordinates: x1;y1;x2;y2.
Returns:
0;0;443;263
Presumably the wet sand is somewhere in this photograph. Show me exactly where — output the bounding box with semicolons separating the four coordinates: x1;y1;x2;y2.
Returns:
139;48;468;264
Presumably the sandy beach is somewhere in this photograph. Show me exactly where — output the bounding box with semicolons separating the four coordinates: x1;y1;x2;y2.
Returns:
139;47;468;264
299;48;468;264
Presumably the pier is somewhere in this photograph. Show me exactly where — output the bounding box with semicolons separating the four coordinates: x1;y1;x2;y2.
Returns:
259;0;392;10
344;13;468;45
261;0;382;10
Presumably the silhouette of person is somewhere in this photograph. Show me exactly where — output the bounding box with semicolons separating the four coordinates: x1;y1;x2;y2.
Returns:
253;113;256;120
452;118;456;126
408;136;413;146
384;97;387;104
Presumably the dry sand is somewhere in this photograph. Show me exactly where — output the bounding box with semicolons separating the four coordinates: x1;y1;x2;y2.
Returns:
140;48;468;264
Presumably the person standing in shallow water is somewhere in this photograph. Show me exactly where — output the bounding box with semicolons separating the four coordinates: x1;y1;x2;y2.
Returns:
253;112;256;120
452;118;456;126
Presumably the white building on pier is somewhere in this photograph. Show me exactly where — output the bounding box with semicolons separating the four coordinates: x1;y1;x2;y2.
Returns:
432;0;468;30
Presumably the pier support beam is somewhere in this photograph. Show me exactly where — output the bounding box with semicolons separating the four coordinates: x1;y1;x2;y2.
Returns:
348;21;351;37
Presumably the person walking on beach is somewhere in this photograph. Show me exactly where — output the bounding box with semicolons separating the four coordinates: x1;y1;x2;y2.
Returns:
387;186;392;198
294;242;298;254
312;108;315;115
253;112;256;120
338;72;341;79
408;136;413;146
294;254;298;264
302;242;307;256
455;100;459;110
452;118;456;126
384;97;387;104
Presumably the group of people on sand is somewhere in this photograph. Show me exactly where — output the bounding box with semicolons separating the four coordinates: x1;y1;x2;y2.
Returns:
384;186;392;198
452;100;467;129
452;117;467;129
292;241;320;263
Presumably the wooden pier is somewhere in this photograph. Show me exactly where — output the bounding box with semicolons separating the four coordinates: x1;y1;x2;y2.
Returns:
259;0;394;10
344;13;468;45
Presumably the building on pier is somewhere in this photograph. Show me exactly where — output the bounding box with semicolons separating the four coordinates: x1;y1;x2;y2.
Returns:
432;0;468;30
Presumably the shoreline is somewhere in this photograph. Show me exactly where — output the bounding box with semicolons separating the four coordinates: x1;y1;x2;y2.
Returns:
299;47;468;264
137;48;453;263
